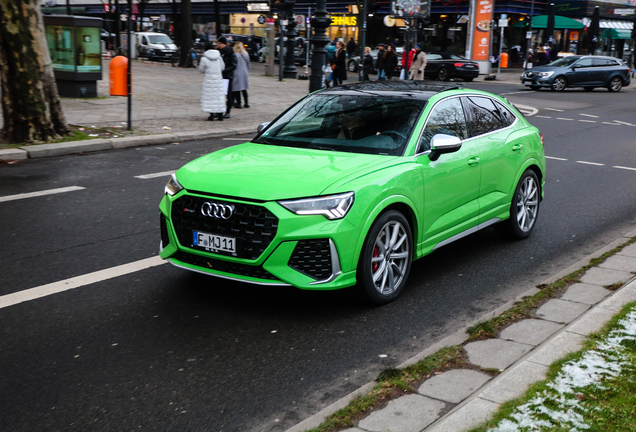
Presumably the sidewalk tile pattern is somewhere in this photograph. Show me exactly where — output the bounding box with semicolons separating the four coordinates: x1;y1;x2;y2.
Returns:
534;298;589;323
357;394;447;432
418;369;491;403
464;339;532;370
499;319;563;345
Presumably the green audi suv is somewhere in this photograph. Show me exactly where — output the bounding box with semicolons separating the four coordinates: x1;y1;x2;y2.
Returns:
159;81;545;304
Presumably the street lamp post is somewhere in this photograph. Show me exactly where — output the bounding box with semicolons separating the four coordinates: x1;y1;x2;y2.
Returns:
308;0;331;92
284;2;298;78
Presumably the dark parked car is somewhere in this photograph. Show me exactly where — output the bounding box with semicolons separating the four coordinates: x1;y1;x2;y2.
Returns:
424;52;480;82
520;55;631;92
221;34;263;61
348;47;403;74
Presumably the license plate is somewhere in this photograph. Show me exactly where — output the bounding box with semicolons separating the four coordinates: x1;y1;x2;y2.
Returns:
193;231;236;253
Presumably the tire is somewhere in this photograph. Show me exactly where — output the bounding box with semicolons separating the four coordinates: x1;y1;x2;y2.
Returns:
529;85;540;90
607;76;622;92
550;76;567;91
348;60;357;72
358;210;413;305
437;67;448;81
495;169;540;239
584;86;594;91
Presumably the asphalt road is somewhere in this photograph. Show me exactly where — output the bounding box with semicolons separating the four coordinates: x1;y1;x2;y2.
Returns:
1;83;636;432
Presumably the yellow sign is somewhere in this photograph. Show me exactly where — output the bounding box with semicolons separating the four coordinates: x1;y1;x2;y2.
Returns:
330;15;357;26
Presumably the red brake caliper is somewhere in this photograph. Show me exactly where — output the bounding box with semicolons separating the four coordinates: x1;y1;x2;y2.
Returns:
372;246;379;272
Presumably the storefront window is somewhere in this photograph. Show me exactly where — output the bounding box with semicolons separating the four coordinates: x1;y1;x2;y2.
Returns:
75;27;101;72
47;25;74;71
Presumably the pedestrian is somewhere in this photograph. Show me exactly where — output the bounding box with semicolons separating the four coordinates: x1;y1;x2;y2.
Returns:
383;45;398;79
376;44;386;80
409;45;426;80
362;46;374;81
346;37;357;59
215;36;237;119
534;46;548;66
333;40;347;85
199;43;226;121
232;41;250;109
402;44;416;78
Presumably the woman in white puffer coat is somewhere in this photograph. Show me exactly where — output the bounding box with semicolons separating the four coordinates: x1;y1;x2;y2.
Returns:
199;47;226;121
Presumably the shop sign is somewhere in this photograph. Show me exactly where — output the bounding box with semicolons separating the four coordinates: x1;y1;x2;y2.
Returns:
472;0;493;61
330;15;357;26
247;3;269;12
613;9;634;15
384;16;396;27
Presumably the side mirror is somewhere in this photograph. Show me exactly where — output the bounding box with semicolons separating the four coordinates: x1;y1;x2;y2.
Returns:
257;121;271;134
429;134;462;161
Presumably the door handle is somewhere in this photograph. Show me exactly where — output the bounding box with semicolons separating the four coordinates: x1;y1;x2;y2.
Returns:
467;157;480;166
512;144;523;151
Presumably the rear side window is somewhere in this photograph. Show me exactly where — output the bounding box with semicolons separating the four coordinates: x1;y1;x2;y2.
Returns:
493;100;516;127
462;96;503;137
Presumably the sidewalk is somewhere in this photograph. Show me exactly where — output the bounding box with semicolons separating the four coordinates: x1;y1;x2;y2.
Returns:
0;61;524;161
288;231;636;432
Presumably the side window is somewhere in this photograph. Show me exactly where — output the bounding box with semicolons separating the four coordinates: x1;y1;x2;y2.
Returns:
575;58;593;68
418;98;468;152
494;100;516;128
462;96;503;137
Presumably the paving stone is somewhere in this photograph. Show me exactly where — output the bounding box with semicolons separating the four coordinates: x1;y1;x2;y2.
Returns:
534;299;589;324
357;394;446;432
499;319;563;346
418;369;491;404
464;339;532;370
599;284;636;312
618;243;636;258
527;331;586;366
561;283;611;305
425;397;499;432
480;361;549;404
599;255;636;273
580;267;632;287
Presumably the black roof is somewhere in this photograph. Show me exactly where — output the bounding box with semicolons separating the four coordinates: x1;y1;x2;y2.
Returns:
318;80;463;99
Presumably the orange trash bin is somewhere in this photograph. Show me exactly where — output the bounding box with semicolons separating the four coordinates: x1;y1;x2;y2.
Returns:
110;55;131;96
500;52;509;68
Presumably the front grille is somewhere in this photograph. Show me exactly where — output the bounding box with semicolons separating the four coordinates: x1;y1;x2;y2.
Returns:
171;195;279;260
160;214;170;248
288;239;332;280
172;251;278;281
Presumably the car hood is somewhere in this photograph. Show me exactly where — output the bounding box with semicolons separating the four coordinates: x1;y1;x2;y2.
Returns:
176;143;399;201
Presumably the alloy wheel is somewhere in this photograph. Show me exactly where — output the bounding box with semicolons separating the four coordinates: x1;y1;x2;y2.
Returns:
516;175;539;232
370;220;410;295
609;77;622;92
551;77;567;91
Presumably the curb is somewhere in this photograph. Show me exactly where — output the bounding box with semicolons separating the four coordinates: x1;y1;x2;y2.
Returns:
285;225;636;432
1;127;257;161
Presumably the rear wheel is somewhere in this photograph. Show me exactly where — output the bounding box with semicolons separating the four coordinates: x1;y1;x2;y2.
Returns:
348;60;357;72
358;210;412;305
551;76;567;91
495;169;540;239
608;77;622;92
437;67;448;81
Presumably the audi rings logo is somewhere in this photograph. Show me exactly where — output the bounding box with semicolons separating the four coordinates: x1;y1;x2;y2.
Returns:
201;202;235;219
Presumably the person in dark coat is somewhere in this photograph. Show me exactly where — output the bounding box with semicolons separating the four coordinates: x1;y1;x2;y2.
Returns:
362;46;374;81
534;47;548;66
216;37;238;118
333;40;347;85
376;44;386;80
383;45;398;80
346;37;357;59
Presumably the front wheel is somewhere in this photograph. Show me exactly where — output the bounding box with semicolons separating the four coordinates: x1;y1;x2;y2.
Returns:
551;76;567;91
495;169;540;239
358;210;413;305
348;60;357;72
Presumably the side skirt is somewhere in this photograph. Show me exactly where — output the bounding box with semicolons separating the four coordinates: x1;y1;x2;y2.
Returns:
432;218;501;251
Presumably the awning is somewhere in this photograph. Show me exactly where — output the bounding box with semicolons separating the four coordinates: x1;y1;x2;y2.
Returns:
579;18;634;30
513;15;585;29
602;28;633;39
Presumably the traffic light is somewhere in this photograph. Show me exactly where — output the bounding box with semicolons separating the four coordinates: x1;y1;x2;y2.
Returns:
523;16;532;28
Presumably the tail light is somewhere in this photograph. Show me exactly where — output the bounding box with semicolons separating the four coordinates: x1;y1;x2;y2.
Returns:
454;63;465;67
539;133;545;146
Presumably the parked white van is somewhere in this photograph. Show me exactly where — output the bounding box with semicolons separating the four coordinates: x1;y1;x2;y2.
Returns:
137;32;177;61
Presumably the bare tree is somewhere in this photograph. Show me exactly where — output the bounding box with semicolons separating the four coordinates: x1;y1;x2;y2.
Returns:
0;0;70;143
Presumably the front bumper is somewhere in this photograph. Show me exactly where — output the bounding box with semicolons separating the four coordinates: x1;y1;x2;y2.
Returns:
520;71;554;87
159;192;359;290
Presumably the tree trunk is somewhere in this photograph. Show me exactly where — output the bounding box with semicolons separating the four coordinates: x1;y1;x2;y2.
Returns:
179;0;192;67
0;0;70;144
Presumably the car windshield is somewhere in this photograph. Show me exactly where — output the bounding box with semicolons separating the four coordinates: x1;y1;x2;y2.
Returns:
148;34;173;44
253;93;426;156
547;56;579;67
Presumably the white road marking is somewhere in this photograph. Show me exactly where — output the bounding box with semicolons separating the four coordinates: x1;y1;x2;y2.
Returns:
0;256;166;310
557;118;574;121
579;120;597;123
536;115;552;119
577;161;605;166
545;108;564;112
135;170;175;179
0;186;85;203
513;104;538;117
546;156;568;161
603;122;621;125
614;166;636;172
613;121;633;126
580;113;599;118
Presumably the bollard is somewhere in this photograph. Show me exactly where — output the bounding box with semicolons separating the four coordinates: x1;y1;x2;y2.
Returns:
500;52;509;69
110;55;131;96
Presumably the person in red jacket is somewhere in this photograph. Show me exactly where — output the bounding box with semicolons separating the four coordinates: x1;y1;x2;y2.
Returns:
401;44;416;77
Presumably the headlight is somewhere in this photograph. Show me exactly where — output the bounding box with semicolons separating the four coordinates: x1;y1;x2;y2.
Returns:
278;192;354;220
165;173;183;196
539;71;554;78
